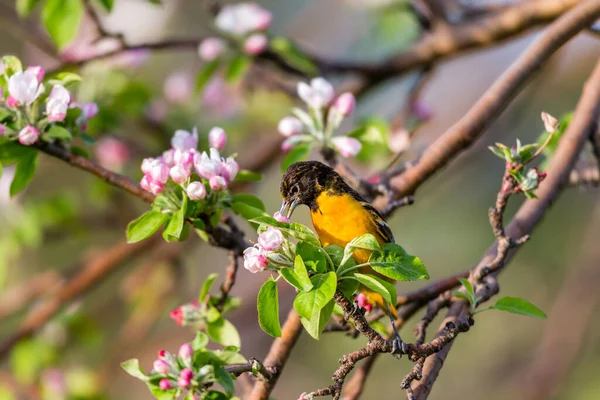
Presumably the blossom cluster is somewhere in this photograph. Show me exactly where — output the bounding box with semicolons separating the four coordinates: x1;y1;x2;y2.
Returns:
198;2;272;61
243;215;293;273
278;77;362;158
139;126;238;198
151;344;200;391
0;60;98;146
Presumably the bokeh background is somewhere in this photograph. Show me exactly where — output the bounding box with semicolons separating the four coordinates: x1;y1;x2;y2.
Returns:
1;0;600;399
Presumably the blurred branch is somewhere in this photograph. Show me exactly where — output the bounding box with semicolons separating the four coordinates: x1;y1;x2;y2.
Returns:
0;271;61;320
373;0;600;211
412;58;600;399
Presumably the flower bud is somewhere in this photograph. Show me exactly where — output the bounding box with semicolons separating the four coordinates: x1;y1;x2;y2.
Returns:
278;116;303;137
162;149;176;167
388;128;410;153
159;379;172;390
258;227;284;251
150;159;169;184
243;246;268;273
81;102;99;119
331;136;361;158
18;125;39;146
171;128;199;151
208;127;227;150
541;111;559;133
46;84;70;122
195;152;222;179
174;149;195;168
331;92;355;116
198;38;226;61
220;157;239;182
209;175;227;191
273;211;290;223
356;293;372;313
170;165;191;184
180;368;194;381
158;350;167;359
178;343;194;360
244;33;268;55
297;77;334;109
26;66;45;83
186;181;207;201
153;359;171;374
8;70;44;105
149;180;165;195
177;377;190;388
141;158;155;175
140;175;152;192
6;96;18;108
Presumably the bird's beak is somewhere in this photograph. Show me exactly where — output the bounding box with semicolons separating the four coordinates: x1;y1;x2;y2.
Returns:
279;200;298;219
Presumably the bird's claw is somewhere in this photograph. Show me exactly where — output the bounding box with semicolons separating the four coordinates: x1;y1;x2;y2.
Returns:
391;334;407;359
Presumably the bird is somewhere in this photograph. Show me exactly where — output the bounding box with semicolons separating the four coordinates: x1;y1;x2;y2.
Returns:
279;160;405;354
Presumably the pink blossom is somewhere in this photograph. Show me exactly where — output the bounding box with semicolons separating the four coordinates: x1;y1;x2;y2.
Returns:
153;359;171;374
281;135;307;153
162;149;176;167
356;293;372;313
95;137;130;170
159;379;172;390
177;377;190;389
174;149;195;168
26;66;45;83
332;136;361;158
187;181;207;200
141;158;155;175
170;165;191;184
8;70;44;105
18;125;39;145
244;33;268;55
81;102;99;119
180;368;194;381
149;180;165;195
140;175;153;192
258;227;284;251
243;246;268;273
278;116;303;137
220;157;239;182
46;85;70;122
198;38;226;61
158;350;167;359
297;77;334;109
146;100;168;123
331;92;355;116
209;175;227;191
163;72;193;104
194;151;221;179
171;128;198;151
215;3;272;35
0;125;5;135
179;343;194;360
6;96;18;108
208;127;227;150
273;211;290;223
149;159;169;184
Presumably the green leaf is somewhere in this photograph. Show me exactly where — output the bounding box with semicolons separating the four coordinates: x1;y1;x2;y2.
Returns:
225;55;251;83
41;0;84;49
231;193;265;212
213;350;246;365
341;233;381;266
126;210;169;243
269;36;318;75
0;142;35;164
95;0;113;12
231;201;268;222
163;197;187;240
488;146;506;159
203;391;228;400
215;367;234;395
148;384;179;400
293;272;337;320
10;152;38;197
490;297;547;318
191;331;209;351
348;117;391;162
369;243;429;281
43;125;72;141
354;273;396;305
1;56;22;75
281;143;311;172
279;255;313;292
257;278;281;337
457;278;475;305
296;241;327;273
120;359;147;381
196;59;220;93
299;299;334;340
199;273;219;302
16;0;41;17
0;108;12;123
234;169;262;182
338;275;360;300
47;71;82;88
206;318;241;347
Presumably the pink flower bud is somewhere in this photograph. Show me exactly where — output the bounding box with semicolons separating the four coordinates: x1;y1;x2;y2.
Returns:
410;100;433;121
150;159;169;184
95;137;130;171
297;77;334;109
209;175;227;191
170;307;184;325
278;116;303;137
162;149;176;167
164;72;193;105
171;128;199;151
149;180;165;195
194;151;221;179
220;157;239;182
153;359;171;374
140;175;152;192
356;293;372;313
170;165;191;184
46;84;70;122
6;96;18;108
158;350;167;359
273;211;290;223
180;368;194;381
208;127;227;150
177;377;190;388
0;124;5;135
81;102;99;119
159;379;172;390
243;246;268;273
174;149;195;168
178;343;194;360
244;33;268;55
281;135;307;153
26;66;45;83
141;158;155;175
198;38;226;61
18;125;39;146
331;92;355;116
186;181;206;200
8;70;43;105
258;227;284;251
254;7;272;30
331;136;361;158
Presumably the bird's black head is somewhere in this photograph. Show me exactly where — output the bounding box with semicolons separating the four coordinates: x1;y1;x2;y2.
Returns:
279;161;339;217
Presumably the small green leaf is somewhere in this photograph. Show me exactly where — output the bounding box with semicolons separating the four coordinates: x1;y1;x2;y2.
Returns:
206;318;241;347
231;201;268;222
199;273;219;302
1;56;22;75
95;0;113;12
148;384;180;400
269;36;318;75
120;359;147;380
191;331;209;350
293;272;337;320
196;59;221;93
43;125;72;141
296;241;327;273
225;55;251;83
231;193;265;212
299;299;334;340
281;143;312;172
279;255;313;292
41;0;84;49
215;367;235;395
213;350;247;365
10;152;38;197
16;0;41;17
488;146;506;159
47;72;82;88
257;278;282;337
354;273;396;305
0;142;35;164
163;198;186;240
457;278;475;304
253;217;321;247
234;169;262;182
202;391;228;400
369;243;429;281
126;210;169;243
348;117;391;162
490;297;547;318
341;233;381;266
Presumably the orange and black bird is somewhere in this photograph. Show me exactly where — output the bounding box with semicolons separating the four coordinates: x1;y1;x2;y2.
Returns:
279;160;405;354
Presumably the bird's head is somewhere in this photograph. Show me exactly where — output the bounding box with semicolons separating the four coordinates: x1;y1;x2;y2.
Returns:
279;161;335;218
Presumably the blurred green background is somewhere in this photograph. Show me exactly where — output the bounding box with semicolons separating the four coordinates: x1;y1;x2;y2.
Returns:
1;0;600;399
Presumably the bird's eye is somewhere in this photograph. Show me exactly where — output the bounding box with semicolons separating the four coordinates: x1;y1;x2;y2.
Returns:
290;185;299;195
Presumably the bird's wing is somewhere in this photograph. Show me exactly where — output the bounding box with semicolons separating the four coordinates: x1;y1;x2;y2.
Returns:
358;200;395;244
